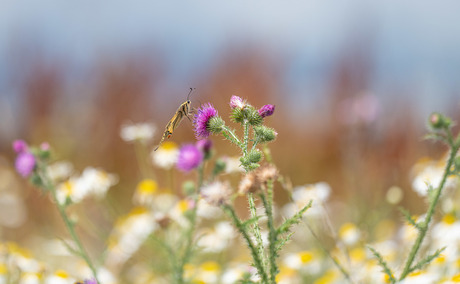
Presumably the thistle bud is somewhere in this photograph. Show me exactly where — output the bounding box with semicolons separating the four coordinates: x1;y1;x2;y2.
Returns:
429;112;451;130
258;104;275;118
254;126;277;143
208;116;225;133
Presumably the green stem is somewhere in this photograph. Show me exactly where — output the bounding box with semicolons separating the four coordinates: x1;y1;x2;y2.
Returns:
305;221;353;283
223;205;269;283
259;182;278;284
399;134;460;280
248;193;267;273
150;235;179;282
221;126;243;148
176;164;204;283
38;167;100;283
243;119;250;156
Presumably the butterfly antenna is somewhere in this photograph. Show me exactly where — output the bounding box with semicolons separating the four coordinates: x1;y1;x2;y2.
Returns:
187;87;195;101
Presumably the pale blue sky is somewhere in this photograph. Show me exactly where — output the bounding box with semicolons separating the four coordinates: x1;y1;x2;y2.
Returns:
1;0;460;116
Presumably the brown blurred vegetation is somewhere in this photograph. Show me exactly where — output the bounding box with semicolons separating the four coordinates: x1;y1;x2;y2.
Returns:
2;44;460;244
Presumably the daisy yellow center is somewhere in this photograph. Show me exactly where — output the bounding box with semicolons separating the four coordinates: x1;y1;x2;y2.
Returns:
137;179;158;194
0;263;7;274
408;271;422;277
452;273;460;282
435;254;446;264
339;222;357;236
384;273;395;283
350;247;366;262
314;270;337;284
443;213;456;225
160;141;178;151
299;251;313;263
276;266;296;282
63;181;74;195
200;261;220;272
131;206;149;215
55;270;69;278
178;200;189;213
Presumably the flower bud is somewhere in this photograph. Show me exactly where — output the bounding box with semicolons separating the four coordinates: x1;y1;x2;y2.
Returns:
229;95;246;109
254;126;277;143
197;139;213;160
247;149;262;163
258;104;275;118
231;107;245;123
182;180;196;196
429;112;451;129
213;159;226;176
208;116;225;134
12;140;28;154
246;107;263;126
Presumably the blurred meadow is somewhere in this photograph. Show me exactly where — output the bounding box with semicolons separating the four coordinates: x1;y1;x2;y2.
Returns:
2;1;460;283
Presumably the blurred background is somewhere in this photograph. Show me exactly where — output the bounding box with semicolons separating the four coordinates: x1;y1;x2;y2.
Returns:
1;0;460;247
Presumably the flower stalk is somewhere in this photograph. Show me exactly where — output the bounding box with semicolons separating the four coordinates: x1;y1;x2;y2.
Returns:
36;162;100;284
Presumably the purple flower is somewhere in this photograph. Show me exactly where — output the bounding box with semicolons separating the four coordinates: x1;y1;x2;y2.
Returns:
193;103;218;139
176;144;204;172
197;139;212;153
229;95;246;109
12;140;28;153
15;152;36;177
84;279;98;284
40;142;50;151
258;104;275;118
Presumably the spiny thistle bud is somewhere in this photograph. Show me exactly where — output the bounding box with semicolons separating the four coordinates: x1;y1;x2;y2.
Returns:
240;155;260;172
258;104;275;118
429;112;451;130
229;95;246;110
182;180;196;196
247;149;262;163
231;107;245;124
246;107;263;126
213;159;226;176
254;125;277;143
208;116;225;134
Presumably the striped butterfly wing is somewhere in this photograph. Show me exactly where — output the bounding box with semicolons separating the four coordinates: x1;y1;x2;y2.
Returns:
154;101;190;151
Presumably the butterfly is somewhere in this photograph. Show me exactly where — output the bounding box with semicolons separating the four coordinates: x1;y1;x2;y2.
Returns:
154;88;194;151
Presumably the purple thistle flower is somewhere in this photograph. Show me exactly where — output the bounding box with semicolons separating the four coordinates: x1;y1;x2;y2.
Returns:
193;103;218;139
229;95;246;109
12;140;28;154
15;152;36;177
84;279;98;284
258;104;275;118
196;139;213;153
176;144;204;172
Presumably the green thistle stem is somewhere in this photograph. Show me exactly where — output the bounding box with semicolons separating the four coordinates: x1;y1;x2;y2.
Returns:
243;119;250;156
223;204;269;283
221;125;243;148
259;182;278;284
176;164;204;283
37;166;100;284
248;193;267;273
399;130;460;281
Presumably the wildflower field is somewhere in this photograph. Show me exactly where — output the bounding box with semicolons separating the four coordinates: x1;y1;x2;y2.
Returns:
2;85;460;284
2;4;460;283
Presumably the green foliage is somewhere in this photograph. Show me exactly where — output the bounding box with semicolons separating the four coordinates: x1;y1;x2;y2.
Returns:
368;246;396;283
409;247;445;274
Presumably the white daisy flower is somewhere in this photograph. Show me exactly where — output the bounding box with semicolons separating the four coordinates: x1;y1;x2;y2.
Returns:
151;142;179;170
120;122;156;143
